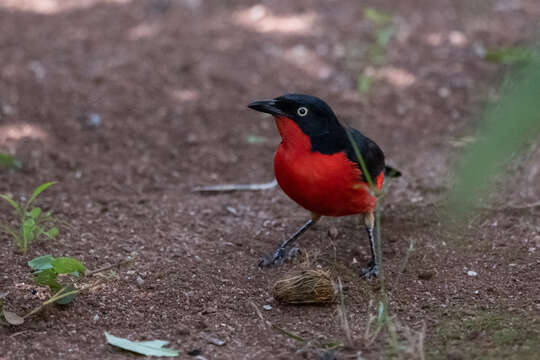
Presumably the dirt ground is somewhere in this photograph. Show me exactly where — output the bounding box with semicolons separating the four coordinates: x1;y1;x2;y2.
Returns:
1;0;539;359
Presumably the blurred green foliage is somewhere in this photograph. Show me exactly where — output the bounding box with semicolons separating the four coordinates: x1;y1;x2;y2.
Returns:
0;153;21;169
448;58;540;214
363;7;395;65
484;47;540;65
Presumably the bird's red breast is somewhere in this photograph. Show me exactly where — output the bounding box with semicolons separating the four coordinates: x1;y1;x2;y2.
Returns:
273;116;384;216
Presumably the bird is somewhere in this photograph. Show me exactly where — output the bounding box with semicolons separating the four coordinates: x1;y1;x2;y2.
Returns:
248;93;401;279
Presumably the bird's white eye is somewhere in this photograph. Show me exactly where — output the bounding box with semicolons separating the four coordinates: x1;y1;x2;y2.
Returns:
297;106;308;117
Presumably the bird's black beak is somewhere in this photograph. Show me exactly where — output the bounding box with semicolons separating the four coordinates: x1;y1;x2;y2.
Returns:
247;99;285;116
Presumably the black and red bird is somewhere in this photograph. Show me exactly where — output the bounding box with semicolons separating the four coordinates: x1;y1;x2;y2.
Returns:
248;94;400;278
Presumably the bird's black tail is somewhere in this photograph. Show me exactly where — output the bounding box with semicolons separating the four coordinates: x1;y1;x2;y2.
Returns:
384;166;402;178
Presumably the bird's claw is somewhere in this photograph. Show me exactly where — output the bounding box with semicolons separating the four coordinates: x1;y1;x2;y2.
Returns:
361;262;379;279
258;247;299;267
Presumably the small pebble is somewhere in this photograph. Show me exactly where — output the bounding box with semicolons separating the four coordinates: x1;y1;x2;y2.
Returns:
263;305;272;311
418;270;435;280
187;349;201;356
92;314;99;321
136;276;144;285
205;336;225;346
467;270;477;277
82;112;101;129
328;227;339;240
438;87;450;98
447;350;464;360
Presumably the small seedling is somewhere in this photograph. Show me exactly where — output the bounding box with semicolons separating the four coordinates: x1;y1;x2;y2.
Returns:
357;73;373;94
0;153;21;170
28;254;86;304
0;181;59;253
484;47;539;65
364;7;395;65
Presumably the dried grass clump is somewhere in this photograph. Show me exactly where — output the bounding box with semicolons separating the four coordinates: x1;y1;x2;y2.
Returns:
272;269;338;305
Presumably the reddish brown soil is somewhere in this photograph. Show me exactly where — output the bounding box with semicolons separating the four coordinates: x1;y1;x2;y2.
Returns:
1;1;539;359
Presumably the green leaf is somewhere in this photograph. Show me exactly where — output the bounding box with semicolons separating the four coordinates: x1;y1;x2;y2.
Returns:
26;181;57;209
484;47;538;65
448;59;540;215
54;284;78;305
364;7;392;26
375;25;394;48
45;227;59;239
51;257;86;276
2;309;24;325
28;255;54;270
0;153;21;169
29;207;42;219
22;218;36;243
104;332;180;357
34;268;62;293
357;74;373;94
0;194;20;213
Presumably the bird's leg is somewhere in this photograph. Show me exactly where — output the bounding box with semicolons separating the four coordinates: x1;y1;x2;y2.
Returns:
361;212;379;279
259;213;321;267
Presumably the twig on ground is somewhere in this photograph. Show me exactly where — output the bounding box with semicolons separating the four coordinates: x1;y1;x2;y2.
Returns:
249;301;305;342
476;200;540;211
192;179;277;192
22;282;102;320
336;278;353;346
85;255;134;276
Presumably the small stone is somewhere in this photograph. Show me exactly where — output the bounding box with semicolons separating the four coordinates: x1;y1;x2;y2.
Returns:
205;336;225;346
187;349;201;356
92;314;99;321
438;87;450;98
446;350;464;360
180;0;201;10
418;270;435;280
29;61;46;80
467;270;477;277
226;206;238;215
328;227;338;240
263;304;272;311
177;326;190;336
84;113;101;129
136;275;144;285
1;103;14;115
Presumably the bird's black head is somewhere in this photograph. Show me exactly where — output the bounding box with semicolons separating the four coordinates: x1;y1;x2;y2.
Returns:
248;93;341;137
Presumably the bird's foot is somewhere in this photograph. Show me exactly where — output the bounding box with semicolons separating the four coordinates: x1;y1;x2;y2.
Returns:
258;246;300;267
361;261;379;279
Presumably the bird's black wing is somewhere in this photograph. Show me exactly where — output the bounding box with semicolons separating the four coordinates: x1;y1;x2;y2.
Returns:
344;127;386;183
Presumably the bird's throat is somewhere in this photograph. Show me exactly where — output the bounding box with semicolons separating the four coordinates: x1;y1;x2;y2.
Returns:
274;116;311;151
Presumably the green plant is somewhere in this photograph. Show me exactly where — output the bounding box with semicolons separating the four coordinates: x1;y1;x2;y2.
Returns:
484;47;539;65
28;254;86;304
0;153;21;169
364;7;395;65
0;181;59;253
1;255;133;326
448;58;540;215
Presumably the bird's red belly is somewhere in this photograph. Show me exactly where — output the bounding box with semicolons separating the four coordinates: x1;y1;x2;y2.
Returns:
274;145;382;216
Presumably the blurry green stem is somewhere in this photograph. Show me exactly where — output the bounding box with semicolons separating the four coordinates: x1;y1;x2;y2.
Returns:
448;61;540;214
